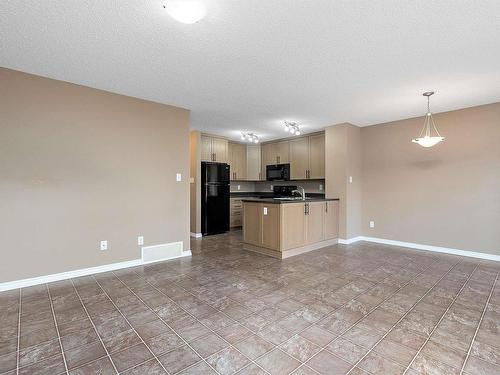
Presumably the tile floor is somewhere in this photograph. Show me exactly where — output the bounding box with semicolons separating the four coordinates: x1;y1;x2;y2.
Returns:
1;230;499;374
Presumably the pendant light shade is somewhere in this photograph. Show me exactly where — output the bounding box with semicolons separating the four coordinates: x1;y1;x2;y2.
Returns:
412;92;445;148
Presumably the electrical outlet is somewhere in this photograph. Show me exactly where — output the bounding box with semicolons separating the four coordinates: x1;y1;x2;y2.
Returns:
370;221;375;228
270;185;274;191
237;185;241;190
100;240;108;251
319;184;323;191
137;236;144;246
349;176;353;183
176;173;182;182
263;207;268;215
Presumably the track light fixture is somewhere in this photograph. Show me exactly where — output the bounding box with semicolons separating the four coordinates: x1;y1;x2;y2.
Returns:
284;122;301;136
241;132;259;143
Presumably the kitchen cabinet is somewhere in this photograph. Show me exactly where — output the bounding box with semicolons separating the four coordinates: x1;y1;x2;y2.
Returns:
201;135;228;163
281;203;307;249
289;133;325;179
230;198;243;228
228;142;247;180
242;199;339;257
262;205;280;250
309;133;325;179
324;200;339;240
289;137;309;179
246;144;262;181
261;140;290;166
306;202;325;244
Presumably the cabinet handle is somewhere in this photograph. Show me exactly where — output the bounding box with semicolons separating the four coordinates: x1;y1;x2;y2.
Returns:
304;203;307;215
325;202;328;213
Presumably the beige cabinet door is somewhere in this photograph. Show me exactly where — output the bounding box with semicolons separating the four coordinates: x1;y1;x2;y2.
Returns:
247;145;261;181
234;143;247;179
201;135;213;162
306;202;325;244
261;143;276;166
309;133;325;179
243;202;262;246
212;137;228;163
324;200;339;240
289;137;309;179
262;205;280;250
277;141;290;164
280;203;307;250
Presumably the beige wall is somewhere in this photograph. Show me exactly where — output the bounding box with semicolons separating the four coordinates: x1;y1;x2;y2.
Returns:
361;102;500;255
0;68;190;283
325;123;362;239
189;131;201;234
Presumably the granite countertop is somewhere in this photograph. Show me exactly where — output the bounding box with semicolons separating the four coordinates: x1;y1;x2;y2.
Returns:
241;197;339;204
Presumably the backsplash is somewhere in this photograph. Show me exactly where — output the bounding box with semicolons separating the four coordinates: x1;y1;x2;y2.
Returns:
230;180;325;194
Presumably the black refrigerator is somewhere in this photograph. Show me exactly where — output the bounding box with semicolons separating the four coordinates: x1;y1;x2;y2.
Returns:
201;162;230;236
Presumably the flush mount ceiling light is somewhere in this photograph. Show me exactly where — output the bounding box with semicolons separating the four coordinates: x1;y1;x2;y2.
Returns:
163;1;207;24
412;92;445;148
284;122;301;136
241;132;259;143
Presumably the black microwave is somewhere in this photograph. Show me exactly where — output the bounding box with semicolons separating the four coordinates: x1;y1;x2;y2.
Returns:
266;163;290;181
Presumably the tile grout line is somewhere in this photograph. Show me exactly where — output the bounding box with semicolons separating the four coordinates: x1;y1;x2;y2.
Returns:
125;269;275;375
459;269;499;375
46;284;70;374
291;257;461;374
143;256;428;374
70;279;120;374
134;261;396;375
16;288;21;375
197;258;441;374
91;275;171;374
401;264;480;374
342;258;463;375
111;271;228;375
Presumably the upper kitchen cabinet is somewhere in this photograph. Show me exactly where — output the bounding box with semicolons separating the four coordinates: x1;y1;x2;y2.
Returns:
201;134;228;163
261;140;290;166
290;137;309;179
289;133;325;179
228;142;247;180
309;133;325;178
246;144;262;180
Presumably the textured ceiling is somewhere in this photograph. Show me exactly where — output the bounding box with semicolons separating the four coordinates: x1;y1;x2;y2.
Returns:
2;1;500;141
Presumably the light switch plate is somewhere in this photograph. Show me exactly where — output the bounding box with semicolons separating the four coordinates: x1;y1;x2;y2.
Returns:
100;240;108;251
176;173;182;182
237;185;241;190
137;236;144;246
263;207;268;215
370;221;375;228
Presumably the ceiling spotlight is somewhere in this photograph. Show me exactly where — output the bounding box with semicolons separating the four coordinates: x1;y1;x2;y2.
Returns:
295;130;301;136
284;122;300;136
163;1;207;24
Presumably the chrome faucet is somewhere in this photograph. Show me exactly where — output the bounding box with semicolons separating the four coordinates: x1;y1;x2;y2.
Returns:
291;186;306;200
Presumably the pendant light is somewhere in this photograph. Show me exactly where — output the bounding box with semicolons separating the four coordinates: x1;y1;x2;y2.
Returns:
412;92;445;147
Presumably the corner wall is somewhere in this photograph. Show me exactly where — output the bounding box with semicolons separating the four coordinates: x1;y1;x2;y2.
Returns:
361;102;500;255
325;123;362;240
0;68;191;283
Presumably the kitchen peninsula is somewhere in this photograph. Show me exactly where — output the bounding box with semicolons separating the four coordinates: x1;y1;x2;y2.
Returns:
242;198;339;258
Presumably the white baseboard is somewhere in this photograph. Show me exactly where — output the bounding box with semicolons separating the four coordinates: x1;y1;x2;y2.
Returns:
338;237;364;244
0;243;192;292
340;236;500;262
190;232;202;238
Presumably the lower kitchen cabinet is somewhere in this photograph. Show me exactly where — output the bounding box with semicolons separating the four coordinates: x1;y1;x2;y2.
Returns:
242;200;339;256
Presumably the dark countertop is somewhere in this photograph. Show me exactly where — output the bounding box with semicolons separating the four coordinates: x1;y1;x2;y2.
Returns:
231;192;326;199
241;197;339;204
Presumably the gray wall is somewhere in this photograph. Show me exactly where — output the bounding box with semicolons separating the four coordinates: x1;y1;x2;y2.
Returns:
0;68;191;282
